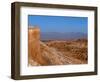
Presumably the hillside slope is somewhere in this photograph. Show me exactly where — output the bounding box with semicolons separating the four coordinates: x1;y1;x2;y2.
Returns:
29;41;85;66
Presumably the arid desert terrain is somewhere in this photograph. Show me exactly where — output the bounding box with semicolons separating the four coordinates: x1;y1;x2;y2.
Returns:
28;27;88;66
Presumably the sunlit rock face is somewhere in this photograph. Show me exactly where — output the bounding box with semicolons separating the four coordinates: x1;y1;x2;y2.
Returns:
28;26;48;65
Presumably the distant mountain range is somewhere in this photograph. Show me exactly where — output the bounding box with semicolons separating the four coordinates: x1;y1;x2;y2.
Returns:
40;32;87;40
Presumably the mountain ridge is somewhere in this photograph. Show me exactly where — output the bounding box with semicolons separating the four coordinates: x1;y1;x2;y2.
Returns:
40;32;87;40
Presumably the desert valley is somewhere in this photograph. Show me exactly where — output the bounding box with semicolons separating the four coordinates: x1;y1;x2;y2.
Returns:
28;27;88;66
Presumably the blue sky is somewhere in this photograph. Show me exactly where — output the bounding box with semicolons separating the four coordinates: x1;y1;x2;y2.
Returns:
28;15;88;34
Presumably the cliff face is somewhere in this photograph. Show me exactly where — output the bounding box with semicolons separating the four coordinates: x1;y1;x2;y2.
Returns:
28;27;87;66
28;27;48;65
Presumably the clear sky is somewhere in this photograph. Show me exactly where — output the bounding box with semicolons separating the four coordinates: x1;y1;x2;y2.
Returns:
28;15;88;34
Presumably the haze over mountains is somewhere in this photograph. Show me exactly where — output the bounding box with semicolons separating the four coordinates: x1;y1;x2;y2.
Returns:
40;32;87;40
